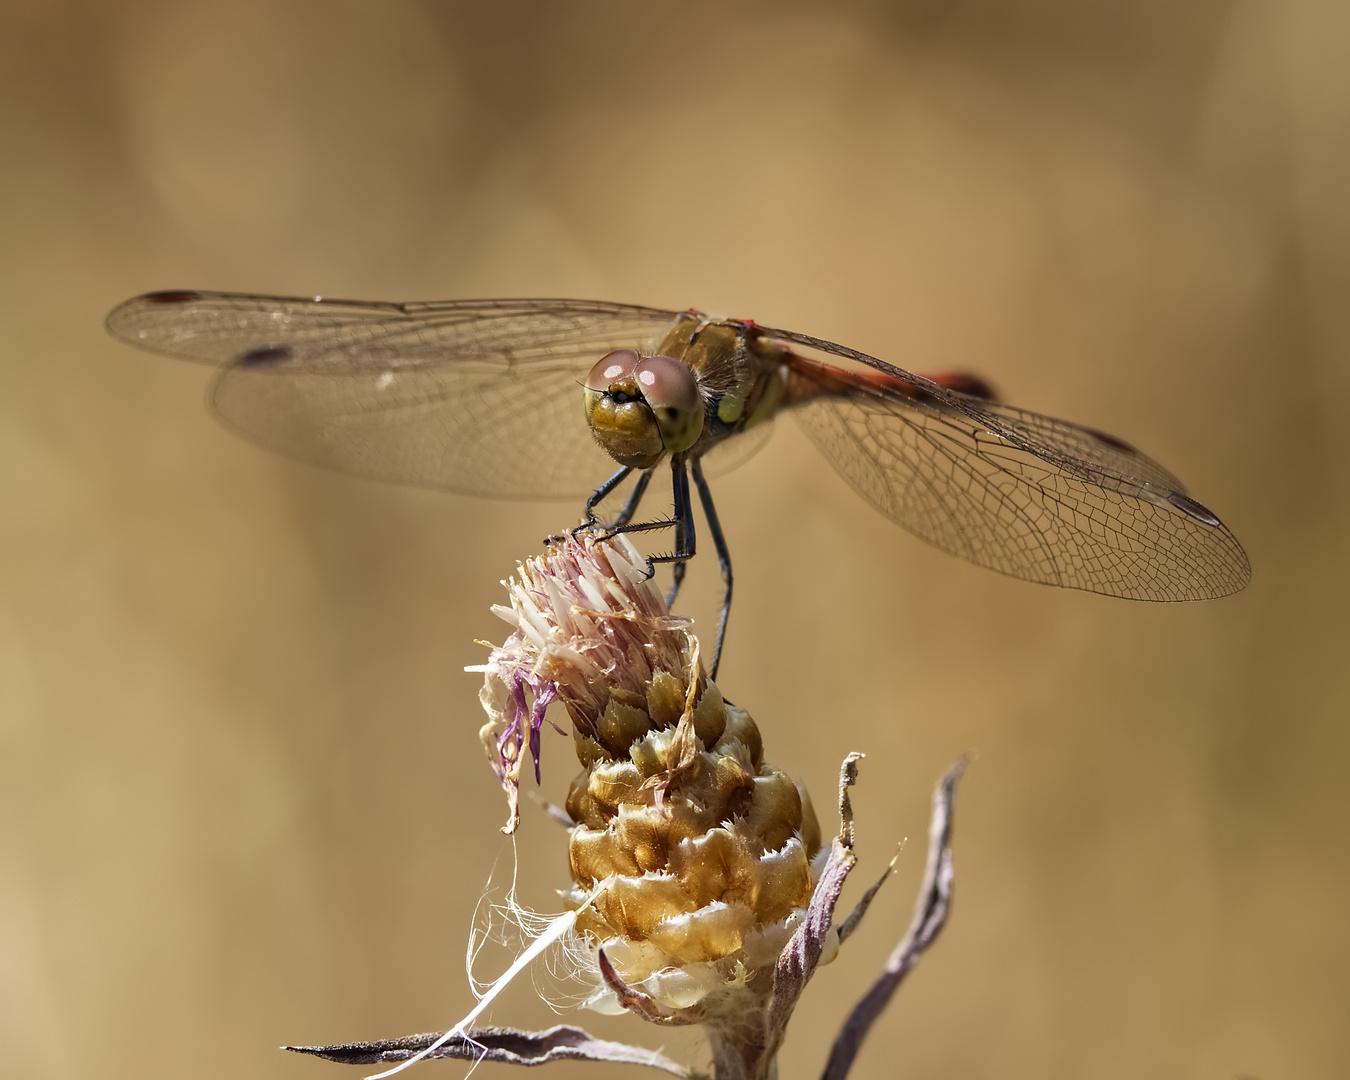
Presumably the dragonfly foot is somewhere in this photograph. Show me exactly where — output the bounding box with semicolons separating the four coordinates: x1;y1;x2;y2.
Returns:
548;516;607;547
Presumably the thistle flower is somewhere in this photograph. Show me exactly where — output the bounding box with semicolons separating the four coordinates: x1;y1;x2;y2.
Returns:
476;534;826;1022
289;534;964;1080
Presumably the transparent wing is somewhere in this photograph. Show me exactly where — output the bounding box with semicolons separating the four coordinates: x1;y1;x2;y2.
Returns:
108;292;685;498
760;326;1250;601
699;419;776;478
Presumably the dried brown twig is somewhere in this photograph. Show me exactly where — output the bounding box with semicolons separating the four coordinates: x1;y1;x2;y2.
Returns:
822;757;967;1080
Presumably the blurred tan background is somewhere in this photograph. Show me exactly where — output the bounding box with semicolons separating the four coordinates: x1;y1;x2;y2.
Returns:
2;1;1347;1078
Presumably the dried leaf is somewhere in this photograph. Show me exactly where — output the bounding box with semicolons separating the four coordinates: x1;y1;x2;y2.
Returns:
285;1023;696;1076
821;757;968;1080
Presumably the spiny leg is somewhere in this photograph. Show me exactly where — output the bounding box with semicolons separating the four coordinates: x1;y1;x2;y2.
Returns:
667;458;688;608
551;466;635;545
557;465;655;545
641;455;694;608
583;465;634;528
582;465;674;545
574;461;693;604
668;553;688;610
609;467;654;529
690;457;732;681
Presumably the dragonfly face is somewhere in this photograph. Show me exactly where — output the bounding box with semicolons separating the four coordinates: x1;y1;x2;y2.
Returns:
583;349;703;468
106;291;1250;676
583;315;791;471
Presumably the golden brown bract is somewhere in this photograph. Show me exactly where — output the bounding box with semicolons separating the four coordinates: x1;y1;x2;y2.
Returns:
566;675;820;971
476;534;826;1018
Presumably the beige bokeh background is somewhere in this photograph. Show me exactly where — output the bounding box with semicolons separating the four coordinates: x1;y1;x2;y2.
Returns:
3;2;1347;1078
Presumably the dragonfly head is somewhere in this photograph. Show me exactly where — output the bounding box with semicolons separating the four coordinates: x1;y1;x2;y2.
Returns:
585;349;704;467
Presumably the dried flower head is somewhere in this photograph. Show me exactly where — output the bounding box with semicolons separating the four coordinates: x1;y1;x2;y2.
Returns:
293;534;963;1080
476;534;826;1021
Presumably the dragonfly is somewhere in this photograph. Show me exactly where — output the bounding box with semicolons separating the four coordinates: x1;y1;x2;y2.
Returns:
107;291;1250;679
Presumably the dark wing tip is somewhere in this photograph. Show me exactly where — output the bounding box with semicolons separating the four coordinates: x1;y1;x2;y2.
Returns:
1161;490;1252;597
1084;426;1136;453
1166;491;1223;527
142;289;205;305
927;372;999;401
236;344;294;368
106;290;206;343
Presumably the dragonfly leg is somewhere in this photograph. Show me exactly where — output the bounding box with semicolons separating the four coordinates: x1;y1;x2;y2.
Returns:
642;456;695;604
607;468;655;529
665;460;688;605
668;556;687;608
690;457;731;682
554;466;635;545
586;468;674;549
581;466;634;529
582;460;694;598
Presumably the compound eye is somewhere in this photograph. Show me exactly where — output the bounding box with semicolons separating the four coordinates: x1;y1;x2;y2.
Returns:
634;354;699;414
586;349;640;389
634;354;703;453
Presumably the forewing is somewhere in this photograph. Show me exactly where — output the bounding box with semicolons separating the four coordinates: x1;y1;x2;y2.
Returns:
108;292;684;498
762;327;1250;600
